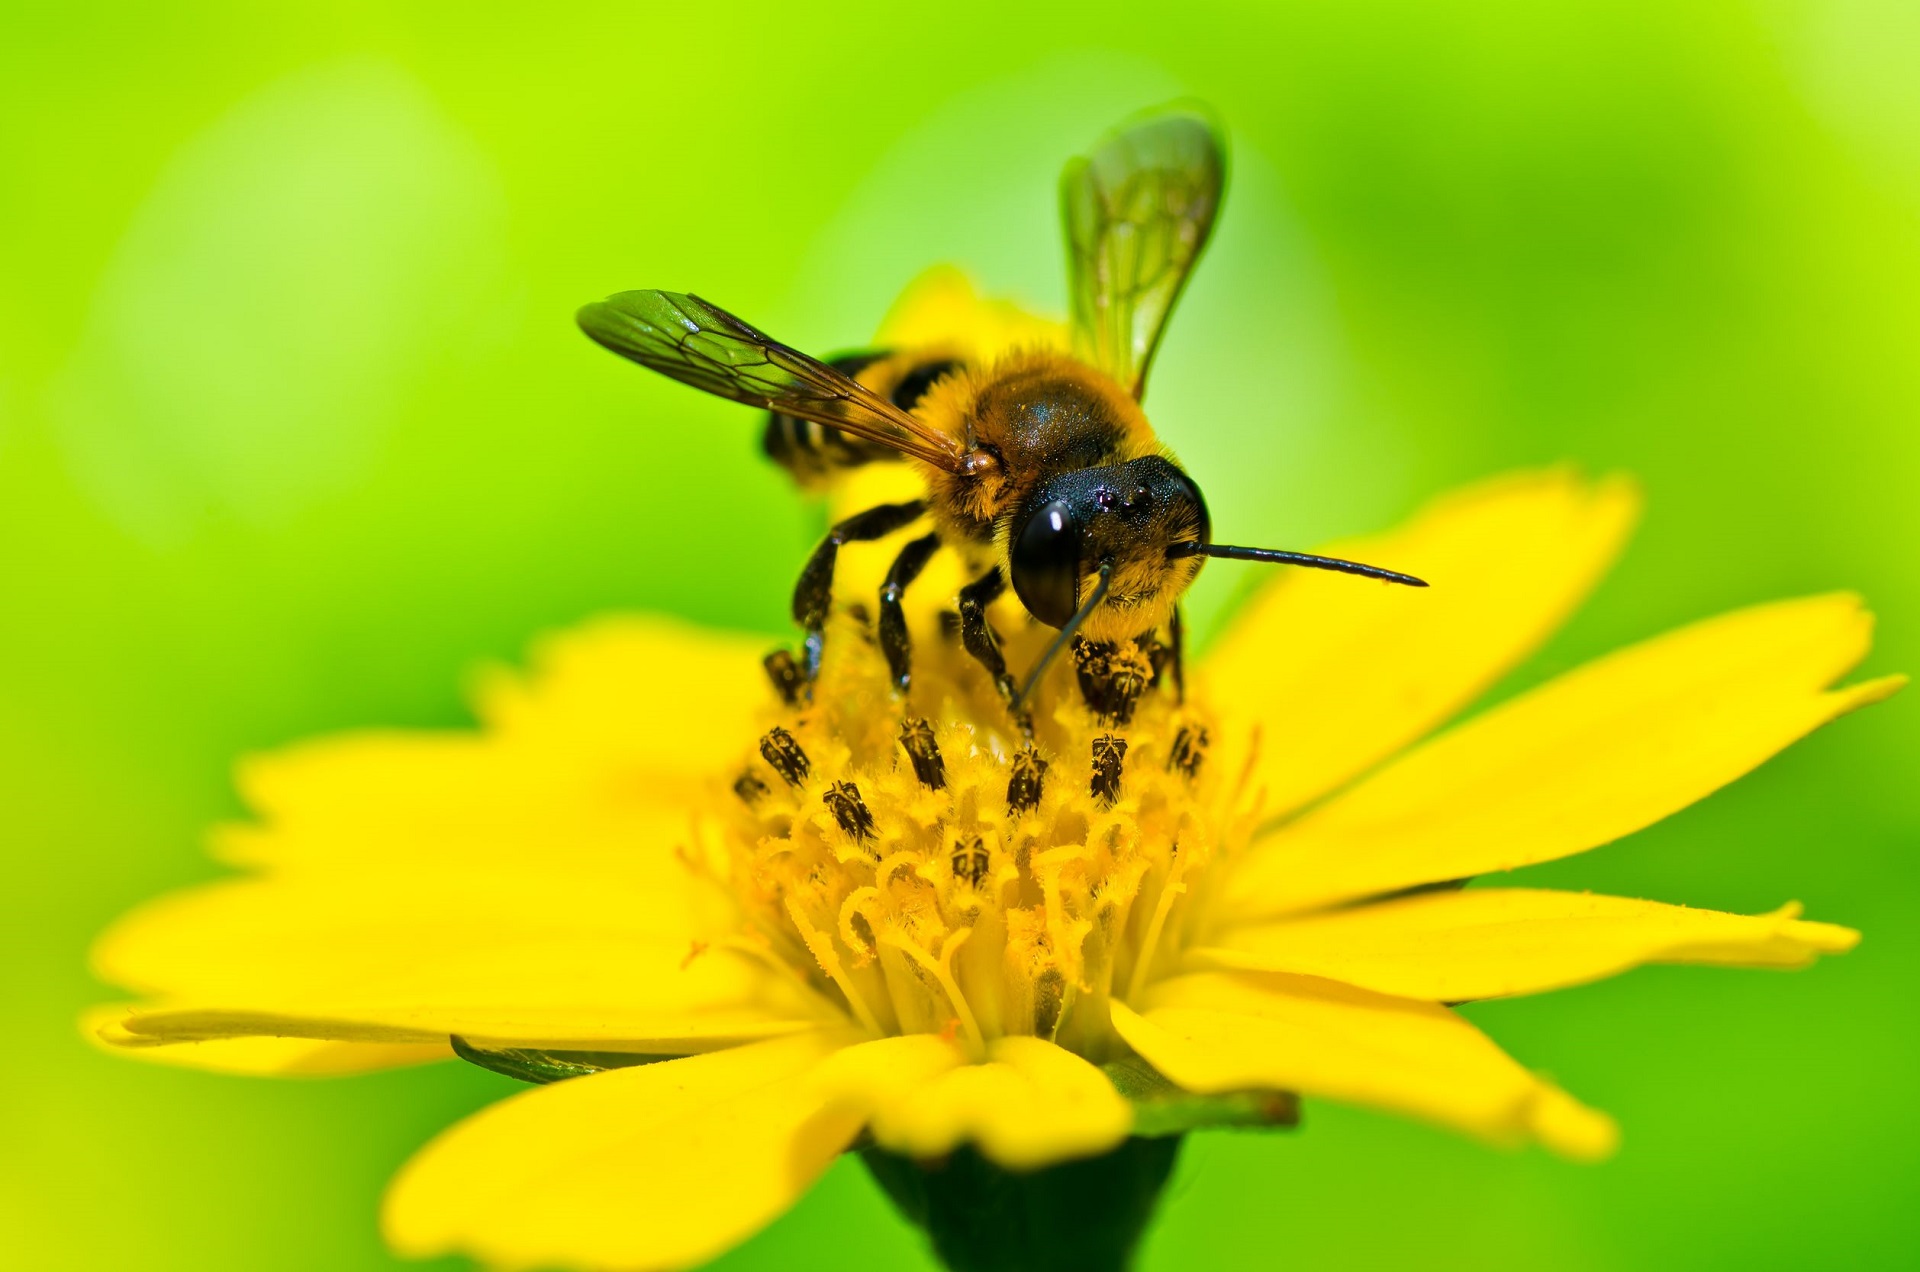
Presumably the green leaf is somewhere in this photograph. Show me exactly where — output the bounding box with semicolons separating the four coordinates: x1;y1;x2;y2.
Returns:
449;1035;672;1085
1101;1055;1299;1137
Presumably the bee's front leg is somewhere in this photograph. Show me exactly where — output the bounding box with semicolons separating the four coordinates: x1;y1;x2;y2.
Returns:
792;500;927;681
1169;604;1186;704
878;532;941;694
957;567;1029;734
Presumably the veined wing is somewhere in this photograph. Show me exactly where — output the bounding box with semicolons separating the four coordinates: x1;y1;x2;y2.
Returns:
577;290;969;472
1061;108;1227;399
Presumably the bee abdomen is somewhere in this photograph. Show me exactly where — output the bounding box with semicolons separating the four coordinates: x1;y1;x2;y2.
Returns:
763;352;963;487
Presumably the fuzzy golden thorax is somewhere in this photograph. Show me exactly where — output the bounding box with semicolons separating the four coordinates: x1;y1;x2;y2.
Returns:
910;349;1204;641
913;349;1159;543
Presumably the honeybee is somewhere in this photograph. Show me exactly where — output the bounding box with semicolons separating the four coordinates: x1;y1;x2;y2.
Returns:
578;108;1422;725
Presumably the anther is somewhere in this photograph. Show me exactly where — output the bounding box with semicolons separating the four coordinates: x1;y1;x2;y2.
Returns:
1091;734;1128;807
937;610;963;642
951;836;989;886
762;650;805;707
1167;725;1209;781
824;780;876;841
899;718;946;790
760;727;810;787
1007;746;1048;814
732;771;769;806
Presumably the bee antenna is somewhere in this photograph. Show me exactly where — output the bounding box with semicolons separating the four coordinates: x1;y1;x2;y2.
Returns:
1167;541;1428;588
1013;560;1115;713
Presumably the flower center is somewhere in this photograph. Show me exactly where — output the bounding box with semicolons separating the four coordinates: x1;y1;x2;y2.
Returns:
701;610;1259;1062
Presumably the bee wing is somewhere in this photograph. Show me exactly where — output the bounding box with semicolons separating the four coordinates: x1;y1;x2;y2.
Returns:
577;290;970;472
1061;108;1227;399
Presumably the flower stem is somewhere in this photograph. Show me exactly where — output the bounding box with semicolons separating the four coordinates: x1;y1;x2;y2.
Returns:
860;1136;1183;1272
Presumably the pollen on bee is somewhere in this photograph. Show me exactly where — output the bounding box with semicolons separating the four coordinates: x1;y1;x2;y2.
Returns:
1074;637;1162;725
760;727;810;787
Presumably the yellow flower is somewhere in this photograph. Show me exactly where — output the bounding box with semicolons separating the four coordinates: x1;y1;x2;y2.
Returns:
88;279;1901;1272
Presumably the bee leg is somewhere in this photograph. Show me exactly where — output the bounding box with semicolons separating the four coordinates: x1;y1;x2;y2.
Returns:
1169;604;1187;704
879;532;941;694
793;500;928;680
957;567;1029;732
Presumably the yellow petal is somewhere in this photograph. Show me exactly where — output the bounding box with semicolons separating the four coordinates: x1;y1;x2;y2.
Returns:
384;1028;865;1272
1194;888;1860;1001
94;871;836;1053
1223;593;1903;920
84;1005;449;1075
811;1034;1132;1170
218;729;702;877
1114;972;1616;1159
874;266;1068;362
224;615;773;874
475;614;773;776
1200;469;1639;820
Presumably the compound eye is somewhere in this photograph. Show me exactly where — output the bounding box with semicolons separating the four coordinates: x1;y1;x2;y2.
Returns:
1010;499;1082;628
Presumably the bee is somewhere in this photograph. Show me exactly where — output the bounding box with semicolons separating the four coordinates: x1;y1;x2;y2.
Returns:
578;107;1423;726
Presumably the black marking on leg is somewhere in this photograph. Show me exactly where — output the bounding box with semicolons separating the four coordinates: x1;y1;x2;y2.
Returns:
958;567;1024;724
1167;725;1209;781
825;781;876;842
1168;606;1187;704
792;499;928;679
1007;746;1048;814
951;836;989;887
899;717;946;790
879;532;941;692
1091;734;1128;808
760;727;810;787
763;649;805;707
733;771;770;806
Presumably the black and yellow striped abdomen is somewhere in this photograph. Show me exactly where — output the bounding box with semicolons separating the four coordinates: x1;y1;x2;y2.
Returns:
762;352;963;489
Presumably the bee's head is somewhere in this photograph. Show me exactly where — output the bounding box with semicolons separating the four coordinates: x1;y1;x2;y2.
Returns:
1007;456;1210;636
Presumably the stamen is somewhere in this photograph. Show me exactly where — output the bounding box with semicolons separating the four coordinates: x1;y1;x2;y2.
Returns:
883;927;985;1055
838;887;882;960
1167;725;1209;780
824;780;876;842
732;772;769;806
783;897;884;1035
951;835;990;887
1008;746;1048;814
899;718;946;790
1125;848;1189;1003
1091;735;1128;807
760;727;810;787
762;649;805;707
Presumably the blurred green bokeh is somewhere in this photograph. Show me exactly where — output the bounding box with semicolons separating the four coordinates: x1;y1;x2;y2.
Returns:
4;1;1917;1268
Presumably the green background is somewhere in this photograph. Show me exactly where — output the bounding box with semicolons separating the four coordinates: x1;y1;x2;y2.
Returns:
4;1;1916;1267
